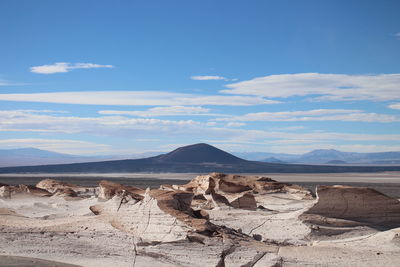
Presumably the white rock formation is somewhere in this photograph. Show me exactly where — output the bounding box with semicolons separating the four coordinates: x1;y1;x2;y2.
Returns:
90;189;211;243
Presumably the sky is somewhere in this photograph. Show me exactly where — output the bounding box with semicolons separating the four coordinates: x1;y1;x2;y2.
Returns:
0;0;400;155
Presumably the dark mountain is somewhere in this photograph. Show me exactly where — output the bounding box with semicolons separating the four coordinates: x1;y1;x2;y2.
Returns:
155;143;244;164
0;143;400;174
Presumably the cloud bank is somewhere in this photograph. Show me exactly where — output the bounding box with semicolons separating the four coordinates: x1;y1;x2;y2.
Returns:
217;109;399;123
0;91;278;106
222;73;400;101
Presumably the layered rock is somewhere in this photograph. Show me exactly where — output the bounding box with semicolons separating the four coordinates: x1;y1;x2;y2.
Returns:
36;179;95;197
0;184;51;198
178;173;312;196
98;180;145;200
301;185;400;227
169;173;313;210
90;188;213;242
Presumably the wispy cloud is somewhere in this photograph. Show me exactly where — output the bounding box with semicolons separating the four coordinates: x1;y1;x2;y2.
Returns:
226;122;246;127
191;75;237;81
0;79;27;86
30;62;114;74
395;32;400;40
216;109;399;123
191;75;226;80
0;110;201;135
0;91;279;106
99;106;213;117
222;73;400;101
0;79;12;86
388;103;400;110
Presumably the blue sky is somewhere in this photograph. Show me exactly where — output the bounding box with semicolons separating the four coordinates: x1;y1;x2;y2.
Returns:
0;0;399;155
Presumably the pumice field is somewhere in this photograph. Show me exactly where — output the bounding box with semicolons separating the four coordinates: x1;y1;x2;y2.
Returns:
1;173;399;266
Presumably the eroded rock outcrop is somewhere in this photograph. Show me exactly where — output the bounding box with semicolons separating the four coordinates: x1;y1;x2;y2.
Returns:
0;186;11;198
36;179;95;197
98;180;145;200
90;188;213;242
301;185;400;227
1;184;51;198
170;173;313;210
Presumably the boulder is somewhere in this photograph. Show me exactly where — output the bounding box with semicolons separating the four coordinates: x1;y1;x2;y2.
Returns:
301;185;400;227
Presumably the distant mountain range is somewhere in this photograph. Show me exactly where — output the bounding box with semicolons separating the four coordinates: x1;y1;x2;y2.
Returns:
1;146;400;169
0;148;160;167
0;143;400;174
234;149;400;165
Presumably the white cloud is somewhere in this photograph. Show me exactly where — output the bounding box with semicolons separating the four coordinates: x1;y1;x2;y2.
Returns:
191;75;226;80
99;106;213;117
0;138;111;154
222;73;400;101
216;109;399;123
388;103;400;110
0;91;279;106
395;33;400;40
30;62;113;74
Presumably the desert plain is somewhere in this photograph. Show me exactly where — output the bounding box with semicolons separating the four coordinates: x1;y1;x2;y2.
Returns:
0;172;400;267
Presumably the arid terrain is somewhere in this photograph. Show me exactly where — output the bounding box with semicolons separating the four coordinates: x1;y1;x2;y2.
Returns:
1;172;400;266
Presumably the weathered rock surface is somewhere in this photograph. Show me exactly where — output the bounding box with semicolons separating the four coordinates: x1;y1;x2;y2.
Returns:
36;179;96;197
301;185;400;228
171;173;313;210
90;188;213;242
0;184;51;198
2;173;400;267
98;180;145;200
